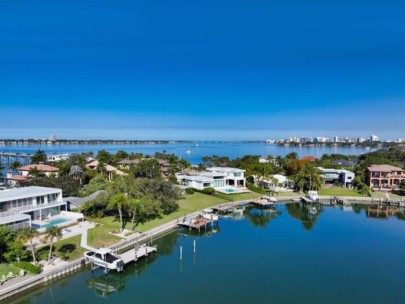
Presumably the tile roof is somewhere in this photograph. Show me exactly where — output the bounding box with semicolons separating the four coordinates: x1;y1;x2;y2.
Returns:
18;164;59;172
367;164;404;172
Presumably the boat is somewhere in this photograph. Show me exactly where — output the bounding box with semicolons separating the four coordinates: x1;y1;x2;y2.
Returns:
261;196;277;203
305;191;320;203
186;149;191;154
202;209;220;221
84;248;124;272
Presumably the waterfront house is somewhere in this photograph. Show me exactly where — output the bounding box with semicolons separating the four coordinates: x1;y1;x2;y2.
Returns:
86;160;127;180
47;153;69;162
5;171;27;187
177;167;247;193
256;174;294;191
117;159;142;169
318;167;355;188
0;186;66;230
18;163;59;177
365;165;405;191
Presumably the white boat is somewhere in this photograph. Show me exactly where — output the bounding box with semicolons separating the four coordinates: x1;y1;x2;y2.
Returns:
84;248;124;272
306;191;320;203
202;210;220;221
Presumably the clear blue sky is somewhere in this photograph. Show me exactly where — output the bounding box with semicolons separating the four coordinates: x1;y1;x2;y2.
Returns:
1;0;404;140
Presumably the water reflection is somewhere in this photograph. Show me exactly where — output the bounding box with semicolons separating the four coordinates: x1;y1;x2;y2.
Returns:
366;204;403;219
178;226;221;238
87;273;125;298
244;206;279;228
285;203;323;231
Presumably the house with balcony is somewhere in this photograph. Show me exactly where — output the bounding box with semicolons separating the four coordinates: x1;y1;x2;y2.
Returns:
0;186;66;230
318;167;355;188
365;165;405;191
177;167;248;193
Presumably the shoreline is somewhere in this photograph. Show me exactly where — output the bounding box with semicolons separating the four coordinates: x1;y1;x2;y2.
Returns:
0;195;396;301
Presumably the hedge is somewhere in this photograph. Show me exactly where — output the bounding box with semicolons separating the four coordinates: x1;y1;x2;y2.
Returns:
13;261;42;274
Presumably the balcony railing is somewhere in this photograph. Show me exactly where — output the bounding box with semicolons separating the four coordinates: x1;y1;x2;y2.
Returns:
0;200;66;218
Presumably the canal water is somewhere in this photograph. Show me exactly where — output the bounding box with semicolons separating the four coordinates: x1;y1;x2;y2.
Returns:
6;203;405;304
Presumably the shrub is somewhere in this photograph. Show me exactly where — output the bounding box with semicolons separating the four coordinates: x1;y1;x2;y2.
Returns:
185;188;195;194
201;187;216;196
246;182;266;194
14;261;42;274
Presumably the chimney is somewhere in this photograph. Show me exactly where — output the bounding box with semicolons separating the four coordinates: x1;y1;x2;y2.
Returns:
6;171;12;179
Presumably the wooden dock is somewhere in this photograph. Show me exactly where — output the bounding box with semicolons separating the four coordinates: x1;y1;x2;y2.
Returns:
119;245;157;265
178;215;213;231
250;199;275;207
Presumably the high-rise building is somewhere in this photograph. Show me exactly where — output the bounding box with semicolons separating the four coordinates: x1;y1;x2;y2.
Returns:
50;133;56;142
370;135;379;142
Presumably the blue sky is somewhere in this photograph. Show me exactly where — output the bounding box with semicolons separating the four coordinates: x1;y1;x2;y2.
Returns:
1;0;404;140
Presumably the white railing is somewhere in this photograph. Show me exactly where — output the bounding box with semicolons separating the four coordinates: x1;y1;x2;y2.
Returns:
0;201;66;218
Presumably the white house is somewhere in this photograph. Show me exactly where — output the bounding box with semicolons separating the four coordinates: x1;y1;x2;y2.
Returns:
177;167;247;193
318;167;355;188
0;186;66;230
47;153;70;162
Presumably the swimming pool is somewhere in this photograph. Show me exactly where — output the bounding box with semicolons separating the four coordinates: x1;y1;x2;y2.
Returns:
33;217;72;229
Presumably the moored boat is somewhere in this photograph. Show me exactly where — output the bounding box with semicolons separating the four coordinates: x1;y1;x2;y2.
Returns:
84;248;124;272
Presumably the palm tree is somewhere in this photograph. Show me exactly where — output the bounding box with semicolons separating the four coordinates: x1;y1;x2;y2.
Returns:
45;225;62;262
31;149;47;163
18;227;39;264
10;161;22;172
127;198;141;230
28;167;44;178
302;164;322;190
108;193;127;232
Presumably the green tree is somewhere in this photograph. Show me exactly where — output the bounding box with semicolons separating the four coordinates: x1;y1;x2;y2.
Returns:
0;226;15;263
400;180;405;190
31;149;47;163
96;150;113;164
45;225;62;262
28;167;45;177
18;227;39;264
10;161;22;172
127;198;142;230
0;163;3;178
130;159;161;179
108;193;127;232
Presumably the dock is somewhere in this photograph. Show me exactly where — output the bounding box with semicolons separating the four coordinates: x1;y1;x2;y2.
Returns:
250;199;275;208
178;215;212;231
300;196;313;204
119;245;157;264
212;202;248;214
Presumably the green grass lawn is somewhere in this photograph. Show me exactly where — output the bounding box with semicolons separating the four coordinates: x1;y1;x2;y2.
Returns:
0;264;20;276
36;235;87;261
228;191;262;201
319;187;366;197
86;192;227;245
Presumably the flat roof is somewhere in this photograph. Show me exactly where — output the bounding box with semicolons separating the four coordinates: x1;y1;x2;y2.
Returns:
0;186;62;202
207;167;245;173
0;213;31;225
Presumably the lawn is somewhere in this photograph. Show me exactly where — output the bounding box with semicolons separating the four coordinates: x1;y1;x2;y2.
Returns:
0;264;20;276
36;235;87;261
319;187;366;197
228;191;262;201
86;192;227;245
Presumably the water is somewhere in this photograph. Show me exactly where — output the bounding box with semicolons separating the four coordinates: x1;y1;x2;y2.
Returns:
32;218;71;229
0;142;374;165
7;203;405;304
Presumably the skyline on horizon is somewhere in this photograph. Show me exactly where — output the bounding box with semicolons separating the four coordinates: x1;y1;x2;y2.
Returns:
1;0;405;140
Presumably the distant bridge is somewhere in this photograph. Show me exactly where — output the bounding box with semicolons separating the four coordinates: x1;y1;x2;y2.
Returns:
0;152;32;165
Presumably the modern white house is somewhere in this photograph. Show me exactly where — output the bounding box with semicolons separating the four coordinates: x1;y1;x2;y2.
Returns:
177;167;248;193
47;153;70;162
256;174;295;191
0;186;66;230
318;167;355;188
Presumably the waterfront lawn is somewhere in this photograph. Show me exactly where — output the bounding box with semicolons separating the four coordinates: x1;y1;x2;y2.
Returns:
319;187;366;197
86;192;227;245
87;223;122;248
37;235;87;261
0;264;20;276
228;191;262;201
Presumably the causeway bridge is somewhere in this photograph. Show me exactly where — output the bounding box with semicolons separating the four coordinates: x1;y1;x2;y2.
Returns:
0;152;32;165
